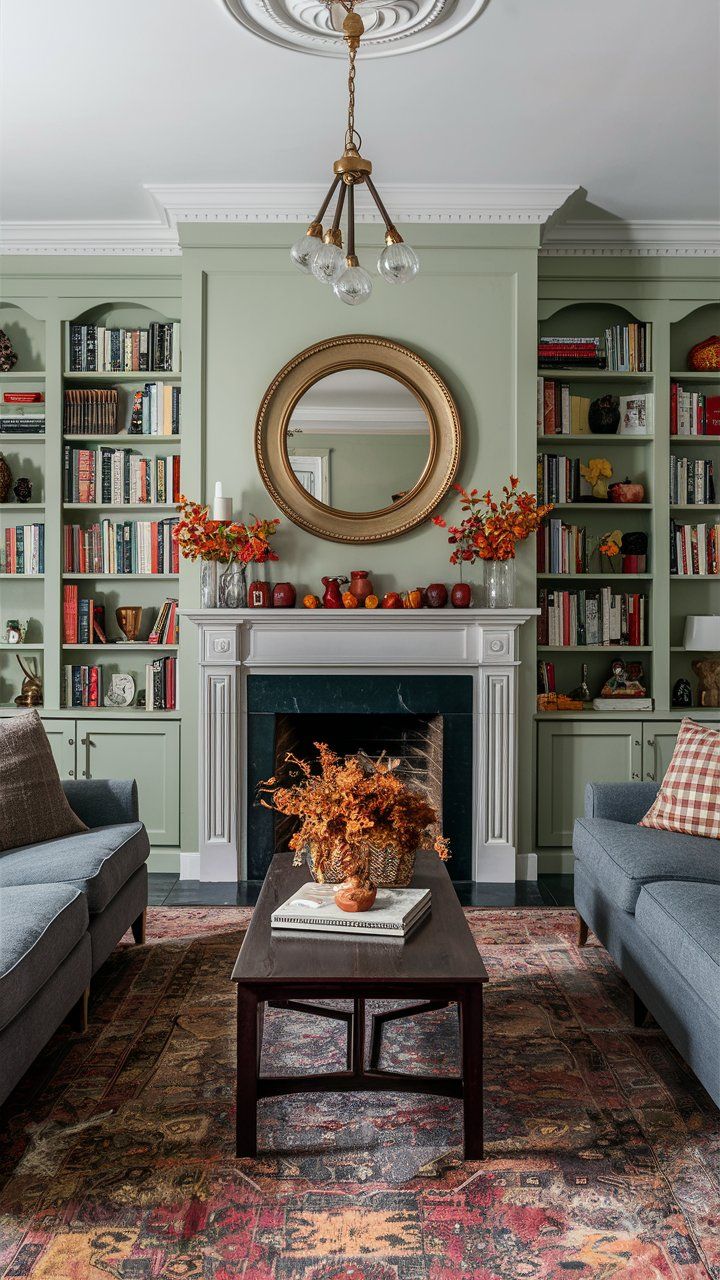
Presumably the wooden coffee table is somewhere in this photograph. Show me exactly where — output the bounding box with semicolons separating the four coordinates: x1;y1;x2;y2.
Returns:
231;850;488;1159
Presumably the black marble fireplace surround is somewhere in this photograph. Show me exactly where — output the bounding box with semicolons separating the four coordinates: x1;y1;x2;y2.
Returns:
246;674;474;880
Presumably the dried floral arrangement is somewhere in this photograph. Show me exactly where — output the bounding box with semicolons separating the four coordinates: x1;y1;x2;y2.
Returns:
259;743;449;886
174;497;280;564
433;476;552;568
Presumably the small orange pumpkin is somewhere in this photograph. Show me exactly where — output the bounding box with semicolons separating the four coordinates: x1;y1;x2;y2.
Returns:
342;591;358;609
303;594;320;609
403;588;423;609
365;594;379;609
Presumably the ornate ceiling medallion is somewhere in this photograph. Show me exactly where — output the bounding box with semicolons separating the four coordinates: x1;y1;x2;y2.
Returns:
222;0;490;58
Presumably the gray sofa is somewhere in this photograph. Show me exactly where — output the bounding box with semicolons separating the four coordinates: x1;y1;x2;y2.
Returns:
0;779;150;1105
574;781;720;1107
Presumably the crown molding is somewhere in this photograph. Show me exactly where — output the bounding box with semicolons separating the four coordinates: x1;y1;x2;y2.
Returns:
145;182;581;227
0;220;180;256
541;219;720;257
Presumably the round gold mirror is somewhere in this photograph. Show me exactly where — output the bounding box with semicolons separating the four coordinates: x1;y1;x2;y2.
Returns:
255;335;461;543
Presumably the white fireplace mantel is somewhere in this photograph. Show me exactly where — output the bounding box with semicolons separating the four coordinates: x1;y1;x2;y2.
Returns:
183;608;537;884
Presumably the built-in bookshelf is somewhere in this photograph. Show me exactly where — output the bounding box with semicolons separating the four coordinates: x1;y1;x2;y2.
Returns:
534;298;720;718
0;299;182;714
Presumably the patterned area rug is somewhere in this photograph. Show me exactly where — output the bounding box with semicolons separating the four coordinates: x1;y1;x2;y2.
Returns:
0;906;718;1279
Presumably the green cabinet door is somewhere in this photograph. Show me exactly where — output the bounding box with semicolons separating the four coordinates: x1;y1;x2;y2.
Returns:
42;718;77;779
642;722;680;784
79;720;180;846
537;720;641;847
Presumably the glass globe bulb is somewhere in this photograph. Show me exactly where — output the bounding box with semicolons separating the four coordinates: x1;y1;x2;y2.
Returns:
333;264;373;306
290;231;322;274
311;241;345;285
378;241;420;285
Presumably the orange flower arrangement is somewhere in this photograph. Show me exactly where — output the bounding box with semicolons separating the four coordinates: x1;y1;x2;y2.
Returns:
433;477;552;567
174;497;280;564
259;744;449;886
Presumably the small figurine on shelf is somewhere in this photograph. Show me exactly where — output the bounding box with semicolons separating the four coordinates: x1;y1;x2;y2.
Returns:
4;619;28;644
14;656;42;707
672;677;693;708
691;659;720;707
608;479;645;504
12;477;32;504
580;457;613;501
588;394;620;434
597;529;622;572
600;659;647;699
0;331;17;373
0;454;11;503
569;663;591;703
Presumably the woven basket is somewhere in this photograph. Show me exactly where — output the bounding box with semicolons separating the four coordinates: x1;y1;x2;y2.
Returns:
306;842;416;888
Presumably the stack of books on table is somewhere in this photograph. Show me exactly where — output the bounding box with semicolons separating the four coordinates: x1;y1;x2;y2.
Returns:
538;337;605;370
271;884;431;939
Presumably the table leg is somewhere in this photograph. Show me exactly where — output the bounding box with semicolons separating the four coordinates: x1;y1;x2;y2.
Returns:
236;985;258;1157
460;984;484;1159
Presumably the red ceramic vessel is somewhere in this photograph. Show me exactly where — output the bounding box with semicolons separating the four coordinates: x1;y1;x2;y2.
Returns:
381;592;404;609
349;570;373;604
425;583;448;609
272;582;296;608
451;582;472;608
335;879;378;913
248;580;272;608
321;577;346;608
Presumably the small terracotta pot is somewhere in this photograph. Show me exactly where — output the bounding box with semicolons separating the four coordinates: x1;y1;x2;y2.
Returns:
425;583;448;609
451;582;472;608
272;582;296;608
349;570;373;603
248;580;272;608
335;879;377;913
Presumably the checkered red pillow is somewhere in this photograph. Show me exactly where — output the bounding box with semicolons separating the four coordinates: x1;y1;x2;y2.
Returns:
640;718;720;839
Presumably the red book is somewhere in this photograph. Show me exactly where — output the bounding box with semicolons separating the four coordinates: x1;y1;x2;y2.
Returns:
670;382;678;435
543;381;556;435
150;523;159;575
3;391;44;403
706;395;720;436
88;666;99;708
63;584;78;643
172;455;181;502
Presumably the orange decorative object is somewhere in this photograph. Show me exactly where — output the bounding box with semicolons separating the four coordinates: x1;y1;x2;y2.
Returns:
365;594;379;609
303;594;320;609
537;692;585;712
688;336;720;371
403;588;423;609
381;592;403;609
342;591;358;608
335;878;378;913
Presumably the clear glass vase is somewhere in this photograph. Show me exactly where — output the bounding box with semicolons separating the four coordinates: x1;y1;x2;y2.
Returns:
484;559;515;608
200;560;218;609
218;560;248;609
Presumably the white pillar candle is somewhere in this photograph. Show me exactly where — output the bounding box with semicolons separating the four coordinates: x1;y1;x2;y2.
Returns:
212;481;232;522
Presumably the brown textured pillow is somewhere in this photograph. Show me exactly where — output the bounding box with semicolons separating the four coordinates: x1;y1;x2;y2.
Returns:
0;711;86;853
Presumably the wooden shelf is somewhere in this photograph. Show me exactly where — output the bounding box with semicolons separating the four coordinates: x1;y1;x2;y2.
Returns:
63;371;180;382
537;434;653;444
537;370;653;381
63;433;181;444
61;572;179;580
62;643;178;651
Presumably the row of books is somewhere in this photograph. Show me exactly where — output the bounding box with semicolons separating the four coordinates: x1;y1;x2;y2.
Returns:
670;386;720;436
62;589;179;645
0;415;45;434
2;525;45;575
538;336;605;370
536;520;587;575
670;521;720;576
537;587;648;647
537;380;591;435
63;665;105;708
145;656;177;710
604;323;652;372
63;446;181;505
537;454;589;505
149;599;179;644
63;519;179;576
64;389;118;433
669;457;716;506
68;323;180;373
130;383;181;435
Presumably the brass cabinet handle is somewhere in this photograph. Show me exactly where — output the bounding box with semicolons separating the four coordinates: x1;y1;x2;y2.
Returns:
81;736;88;746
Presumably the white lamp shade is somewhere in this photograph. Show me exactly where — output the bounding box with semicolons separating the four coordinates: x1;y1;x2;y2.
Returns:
683;615;720;650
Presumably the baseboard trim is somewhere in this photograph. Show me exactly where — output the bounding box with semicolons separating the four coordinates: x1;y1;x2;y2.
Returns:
179;852;201;880
147;849;181;874
516;852;538;881
537;850;575;874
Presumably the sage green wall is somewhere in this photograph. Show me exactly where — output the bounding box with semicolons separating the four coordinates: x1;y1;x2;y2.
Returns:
178;223;541;867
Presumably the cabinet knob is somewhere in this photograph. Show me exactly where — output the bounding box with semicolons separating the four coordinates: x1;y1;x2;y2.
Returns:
646;771;655;780
632;771;640;779
68;769;75;778
634;739;641;748
81;770;89;778
81;736;88;746
646;738;654;747
68;738;74;746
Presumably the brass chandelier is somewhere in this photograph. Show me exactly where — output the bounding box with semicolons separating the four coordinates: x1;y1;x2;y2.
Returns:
290;1;419;305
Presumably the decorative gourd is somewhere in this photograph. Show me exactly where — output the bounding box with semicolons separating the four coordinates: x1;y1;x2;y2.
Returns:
609;480;645;504
403;588;423;609
688;335;720;371
365;594;379;609
342;591;358;608
303;594;320;609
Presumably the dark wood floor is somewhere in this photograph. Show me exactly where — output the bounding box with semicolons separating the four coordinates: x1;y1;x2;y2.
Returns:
148;872;574;908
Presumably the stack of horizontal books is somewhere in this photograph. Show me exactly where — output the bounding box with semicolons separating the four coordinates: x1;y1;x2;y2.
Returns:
271;883;431;940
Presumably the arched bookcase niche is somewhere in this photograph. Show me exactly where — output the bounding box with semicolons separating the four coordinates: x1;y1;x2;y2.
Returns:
538;301;650;359
65;300;181;373
0;302;46;372
670;302;720;373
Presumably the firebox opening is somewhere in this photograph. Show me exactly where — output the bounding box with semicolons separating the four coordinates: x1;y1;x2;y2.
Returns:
273;713;443;858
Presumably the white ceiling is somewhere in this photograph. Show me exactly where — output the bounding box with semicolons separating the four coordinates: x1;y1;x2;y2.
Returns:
0;0;718;226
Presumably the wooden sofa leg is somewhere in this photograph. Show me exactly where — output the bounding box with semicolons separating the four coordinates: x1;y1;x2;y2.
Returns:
576;914;589;948
69;988;89;1034
131;908;147;945
632;989;649;1027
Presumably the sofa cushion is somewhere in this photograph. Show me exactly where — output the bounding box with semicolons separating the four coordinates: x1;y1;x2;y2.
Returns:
573;815;720;913
0;823;150;914
0;711;86;854
636;880;720;1015
0;883;89;1031
640;718;720;839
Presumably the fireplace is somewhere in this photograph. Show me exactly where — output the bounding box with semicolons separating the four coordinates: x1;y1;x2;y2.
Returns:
184;608;537;883
246;675;473;880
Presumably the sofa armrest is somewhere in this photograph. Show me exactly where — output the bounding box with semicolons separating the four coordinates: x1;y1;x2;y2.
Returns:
584;781;659;825
62;779;139;828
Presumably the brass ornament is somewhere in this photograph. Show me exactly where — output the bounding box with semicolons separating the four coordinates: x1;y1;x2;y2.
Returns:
14;656;43;707
255;334;461;544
